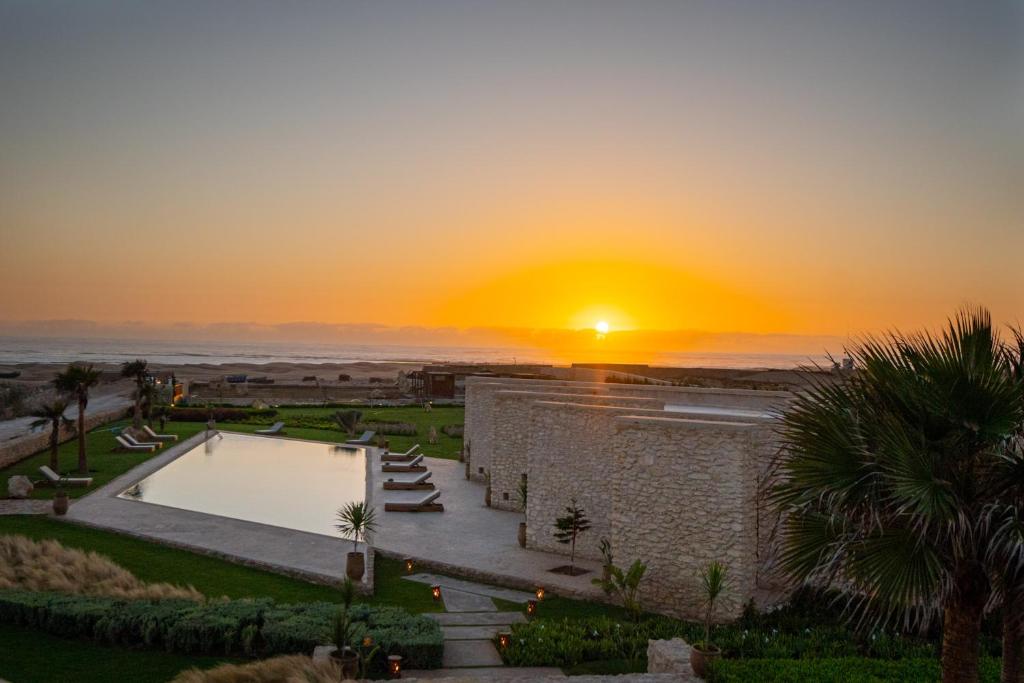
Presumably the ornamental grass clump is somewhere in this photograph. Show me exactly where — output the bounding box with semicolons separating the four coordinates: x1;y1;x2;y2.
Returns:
172;655;341;683
0;534;202;601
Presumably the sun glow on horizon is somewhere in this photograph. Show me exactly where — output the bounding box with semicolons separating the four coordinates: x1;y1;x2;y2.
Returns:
595;321;610;335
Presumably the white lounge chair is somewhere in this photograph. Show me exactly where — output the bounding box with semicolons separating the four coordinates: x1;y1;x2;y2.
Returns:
143;425;178;442
114;435;157;453
383;471;434;491
255;421;286;436
382;454;425;472
385;489;443;512
381;444;421;462
122;432;163;449
346;430;375;445
38;465;92;488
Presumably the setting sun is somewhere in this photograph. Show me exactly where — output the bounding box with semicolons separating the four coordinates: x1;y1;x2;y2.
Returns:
595;321;610;335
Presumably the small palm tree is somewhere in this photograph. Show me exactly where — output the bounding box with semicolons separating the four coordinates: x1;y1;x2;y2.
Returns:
334;410;362;436
53;363;101;475
30;399;75;472
335;500;377;552
591;558;647;622
121;359;148;429
698;561;727;651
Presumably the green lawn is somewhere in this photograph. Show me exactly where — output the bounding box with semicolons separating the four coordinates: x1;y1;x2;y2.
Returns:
0;403;465;502
0;622;241;683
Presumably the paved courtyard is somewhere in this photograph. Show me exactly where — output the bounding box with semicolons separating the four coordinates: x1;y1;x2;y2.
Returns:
60;431;606;602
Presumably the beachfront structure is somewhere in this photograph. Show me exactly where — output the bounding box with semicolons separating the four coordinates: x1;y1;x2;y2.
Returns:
464;376;790;620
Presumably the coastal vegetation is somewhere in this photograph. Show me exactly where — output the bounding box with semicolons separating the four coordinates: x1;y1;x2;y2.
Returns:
52;363;100;475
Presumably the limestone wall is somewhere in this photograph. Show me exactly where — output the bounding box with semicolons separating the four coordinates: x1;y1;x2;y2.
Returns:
609;416;771;620
464;376;787;482
489;392;663;511
524;401;774;563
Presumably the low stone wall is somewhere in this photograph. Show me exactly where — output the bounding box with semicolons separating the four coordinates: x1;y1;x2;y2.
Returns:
0;406;128;469
647;638;696;679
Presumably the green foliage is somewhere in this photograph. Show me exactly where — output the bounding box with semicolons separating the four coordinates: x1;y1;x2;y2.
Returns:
0;589;442;668
699;561;728;649
168;407;277;422
334;409;363;435
591;560;647;622
708;657;1003;683
335;501;378;552
553;499;591;569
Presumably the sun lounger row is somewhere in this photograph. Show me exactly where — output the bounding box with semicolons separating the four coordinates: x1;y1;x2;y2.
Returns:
381;444;421;462
381;454;425;472
256;421;286;435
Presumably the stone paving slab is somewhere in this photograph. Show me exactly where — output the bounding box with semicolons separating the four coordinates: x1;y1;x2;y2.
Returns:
428;611;527;626
441;640;504;668
442;588;497;612
441;625;506;640
405;573;536;603
402;668;566;680
0;500;51;515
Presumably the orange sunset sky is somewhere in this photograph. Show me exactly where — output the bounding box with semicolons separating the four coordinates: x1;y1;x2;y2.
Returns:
1;2;1021;355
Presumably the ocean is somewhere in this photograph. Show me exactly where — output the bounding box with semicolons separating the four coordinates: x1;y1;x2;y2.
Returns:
0;336;827;369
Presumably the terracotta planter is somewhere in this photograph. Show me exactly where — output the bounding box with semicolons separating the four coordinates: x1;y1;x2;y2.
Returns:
346;551;365;582
517;522;527;547
464;462;470;479
330;647;359;680
689;644;721;679
52;492;68;516
484;486;492;508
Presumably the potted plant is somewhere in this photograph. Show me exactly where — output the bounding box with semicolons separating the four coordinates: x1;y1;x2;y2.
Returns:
52;479;68;516
330;579;360;680
690;561;727;678
553;499;591;575
335;500;377;581
597;538;614;583
484;471;492;508
517;477;528;547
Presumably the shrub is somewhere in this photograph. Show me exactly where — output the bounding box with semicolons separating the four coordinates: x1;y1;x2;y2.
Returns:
441;423;464;437
708;657;1002;683
168;407;277;422
358;421;416;436
172;655;340;683
0;589;443;666
0;535;203;601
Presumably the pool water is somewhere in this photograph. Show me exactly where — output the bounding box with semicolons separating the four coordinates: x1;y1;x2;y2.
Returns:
119;431;367;537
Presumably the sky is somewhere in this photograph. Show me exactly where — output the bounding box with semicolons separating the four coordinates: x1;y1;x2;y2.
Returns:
1;1;1021;353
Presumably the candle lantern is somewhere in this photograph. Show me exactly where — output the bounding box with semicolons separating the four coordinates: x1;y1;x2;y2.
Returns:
527;599;537;616
404;558;414;574
535;586;545;601
498;631;511;649
362;635;374;648
388;654;402;679
431;584;442;601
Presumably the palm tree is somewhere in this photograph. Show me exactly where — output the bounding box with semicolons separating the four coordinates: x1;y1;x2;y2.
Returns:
771;308;1024;683
121;359;148;429
335;500;377;552
29;399;75;472
53;363;101;475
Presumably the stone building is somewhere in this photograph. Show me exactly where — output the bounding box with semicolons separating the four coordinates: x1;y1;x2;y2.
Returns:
464;376;790;620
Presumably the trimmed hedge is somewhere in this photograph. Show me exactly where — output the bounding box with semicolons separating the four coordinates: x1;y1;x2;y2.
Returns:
709;657;1002;682
168;407;278;422
0;590;442;670
499;617;939;668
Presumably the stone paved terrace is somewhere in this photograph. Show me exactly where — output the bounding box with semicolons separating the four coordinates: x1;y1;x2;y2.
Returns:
57;431;606;602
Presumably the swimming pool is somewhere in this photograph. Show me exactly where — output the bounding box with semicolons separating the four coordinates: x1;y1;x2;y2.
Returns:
119;432;367;537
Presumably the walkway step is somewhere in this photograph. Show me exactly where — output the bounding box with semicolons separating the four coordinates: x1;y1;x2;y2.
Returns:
441;625;505;640
441;639;503;668
405;573;536;603
428;611;526;626
442;588;497;612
